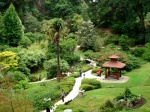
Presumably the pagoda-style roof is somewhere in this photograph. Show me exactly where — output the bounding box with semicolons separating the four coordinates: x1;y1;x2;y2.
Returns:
109;54;120;59
102;54;126;68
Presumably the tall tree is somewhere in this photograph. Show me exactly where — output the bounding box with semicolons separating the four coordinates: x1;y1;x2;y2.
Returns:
42;18;65;82
2;4;24;46
76;20;97;51
44;0;82;19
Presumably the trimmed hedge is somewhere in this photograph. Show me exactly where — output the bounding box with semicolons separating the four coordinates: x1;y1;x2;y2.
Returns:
80;78;101;91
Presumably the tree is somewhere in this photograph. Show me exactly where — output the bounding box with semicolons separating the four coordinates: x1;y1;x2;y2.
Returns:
42;18;67;82
0;51;18;75
0;79;32;112
43;59;69;79
76;20;97;51
2;4;24;46
44;0;82;19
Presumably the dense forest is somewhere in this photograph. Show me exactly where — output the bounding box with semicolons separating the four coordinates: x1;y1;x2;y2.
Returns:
0;0;150;111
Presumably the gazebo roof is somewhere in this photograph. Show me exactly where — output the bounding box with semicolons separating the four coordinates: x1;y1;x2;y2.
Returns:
102;61;125;68
102;54;126;68
109;54;120;59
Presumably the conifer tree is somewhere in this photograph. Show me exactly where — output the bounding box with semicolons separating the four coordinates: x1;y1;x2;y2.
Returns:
2;4;24;46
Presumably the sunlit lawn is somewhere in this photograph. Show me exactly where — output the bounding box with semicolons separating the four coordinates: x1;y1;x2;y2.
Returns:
55;63;150;112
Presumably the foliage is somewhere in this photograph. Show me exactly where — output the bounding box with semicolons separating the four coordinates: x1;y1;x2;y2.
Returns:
118;34;129;51
142;43;150;61
81;65;93;72
7;70;27;82
1;4;24;46
130;46;144;57
23;13;41;32
0;90;33;112
80;78;101;91
24;32;46;43
43;59;69;79
0;51;18;74
104;34;120;46
71;14;83;32
124;54;142;71
69;73;79;78
45;0;82;19
16;47;46;74
84;50;94;59
98;100;117;112
91;66;102;73
29;75;39;82
76;20;97;51
60;38;80;65
14;80;29;90
80;84;94;91
19;35;32;48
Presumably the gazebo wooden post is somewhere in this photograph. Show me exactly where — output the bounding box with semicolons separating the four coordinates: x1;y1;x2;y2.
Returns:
105;68;107;78
120;69;122;77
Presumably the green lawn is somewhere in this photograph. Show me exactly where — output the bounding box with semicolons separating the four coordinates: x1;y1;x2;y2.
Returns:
55;63;150;112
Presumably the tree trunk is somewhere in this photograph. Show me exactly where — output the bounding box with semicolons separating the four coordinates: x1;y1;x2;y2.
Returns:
56;30;61;82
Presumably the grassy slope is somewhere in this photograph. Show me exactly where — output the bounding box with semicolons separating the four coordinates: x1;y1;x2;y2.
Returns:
55;63;150;112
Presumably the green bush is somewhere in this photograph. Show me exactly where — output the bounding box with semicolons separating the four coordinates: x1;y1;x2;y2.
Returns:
63;53;80;65
43;59;69;79
29;75;39;82
7;71;27;81
118;35;129;51
131;46;144;57
98;100;115;112
19;35;32;48
104;35;119;46
82;78;101;88
142;43;150;61
80;84;94;91
80;78;101;91
125;54;141;71
14;80;29;90
84;50;94;59
81;65;93;72
70;73;79;78
91;66;101;73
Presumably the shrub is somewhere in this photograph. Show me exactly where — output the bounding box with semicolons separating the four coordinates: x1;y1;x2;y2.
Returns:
91;66;101;73
142;43;150;61
130;46;144;57
80;84;94;91
118;35;129;51
62;53;80;65
7;71;27;81
84;50;94;59
81;78;101;90
43;59;69;79
14;80;29;90
125;54;141;71
104;35;119;45
98;100;115;112
70;73;79;78
81;65;93;72
19;35;32;48
29;75;39;82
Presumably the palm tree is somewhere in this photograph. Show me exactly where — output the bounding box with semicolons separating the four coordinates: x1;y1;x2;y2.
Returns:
42;18;65;82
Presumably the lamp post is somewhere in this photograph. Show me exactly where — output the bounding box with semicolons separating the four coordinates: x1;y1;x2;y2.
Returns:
44;98;51;112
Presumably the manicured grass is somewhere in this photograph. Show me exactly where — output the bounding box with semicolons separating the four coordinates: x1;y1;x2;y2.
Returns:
101;63;150;88
55;63;150;112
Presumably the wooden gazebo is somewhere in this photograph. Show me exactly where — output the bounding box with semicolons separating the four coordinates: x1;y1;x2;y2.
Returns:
102;54;126;80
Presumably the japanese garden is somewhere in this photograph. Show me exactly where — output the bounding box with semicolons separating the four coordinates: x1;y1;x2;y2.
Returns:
0;0;150;112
